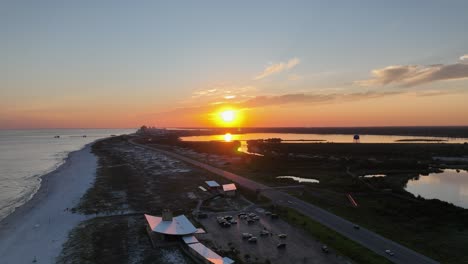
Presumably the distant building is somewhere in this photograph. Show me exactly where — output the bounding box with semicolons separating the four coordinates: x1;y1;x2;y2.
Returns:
222;183;237;197
205;180;220;190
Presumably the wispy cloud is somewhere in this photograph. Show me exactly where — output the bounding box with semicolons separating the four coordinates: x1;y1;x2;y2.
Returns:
357;55;468;87
191;85;256;100
150;90;404;120
254;58;300;80
241;91;401;108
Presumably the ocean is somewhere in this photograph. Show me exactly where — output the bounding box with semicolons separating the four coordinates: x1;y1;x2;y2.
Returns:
0;129;135;221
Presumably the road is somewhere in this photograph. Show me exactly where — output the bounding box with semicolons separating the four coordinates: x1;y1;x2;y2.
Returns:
130;140;439;264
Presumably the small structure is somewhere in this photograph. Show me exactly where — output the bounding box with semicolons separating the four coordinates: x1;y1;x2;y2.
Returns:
222;183;237;197
187;242;235;264
205;180;220;190
353;134;360;143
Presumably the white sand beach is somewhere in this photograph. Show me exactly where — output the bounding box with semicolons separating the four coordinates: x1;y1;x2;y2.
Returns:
0;144;97;264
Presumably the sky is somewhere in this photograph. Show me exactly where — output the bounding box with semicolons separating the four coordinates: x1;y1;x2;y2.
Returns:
1;0;468;129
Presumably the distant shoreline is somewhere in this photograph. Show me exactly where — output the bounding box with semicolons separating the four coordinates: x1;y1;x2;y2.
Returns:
395;139;448;142
167;126;468;139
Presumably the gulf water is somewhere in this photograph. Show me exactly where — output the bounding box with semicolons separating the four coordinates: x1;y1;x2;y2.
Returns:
0;129;134;221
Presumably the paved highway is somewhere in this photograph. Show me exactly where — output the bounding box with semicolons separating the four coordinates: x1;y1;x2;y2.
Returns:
130;140;439;264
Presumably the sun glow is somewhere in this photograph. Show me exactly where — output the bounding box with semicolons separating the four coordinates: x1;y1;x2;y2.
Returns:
221;110;235;122
214;108;243;127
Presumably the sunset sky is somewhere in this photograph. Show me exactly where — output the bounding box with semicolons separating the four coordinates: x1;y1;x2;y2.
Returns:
2;1;468;129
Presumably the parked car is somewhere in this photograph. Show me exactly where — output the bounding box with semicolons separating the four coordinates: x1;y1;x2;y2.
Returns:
278;234;287;239
242;233;252;239
248;237;257;243
260;230;270;236
277;243;287;249
385;249;394;256
224;215;233;221
220;221;231;227
247;219;255;224
353;225;360;230
321;245;329;253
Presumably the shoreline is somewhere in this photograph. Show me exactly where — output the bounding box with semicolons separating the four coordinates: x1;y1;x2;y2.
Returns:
0;151;69;222
0;141;99;263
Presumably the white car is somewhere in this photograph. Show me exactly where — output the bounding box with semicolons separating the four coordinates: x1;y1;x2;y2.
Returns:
385;249;394;256
242;233;252;239
248;237;258;243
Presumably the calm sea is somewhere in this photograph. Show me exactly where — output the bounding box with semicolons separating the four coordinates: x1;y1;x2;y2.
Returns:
0;129;135;221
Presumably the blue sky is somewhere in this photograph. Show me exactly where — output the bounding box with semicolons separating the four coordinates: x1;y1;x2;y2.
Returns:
1;1;468;128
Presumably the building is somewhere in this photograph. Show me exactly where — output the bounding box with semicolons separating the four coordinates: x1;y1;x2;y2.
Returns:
145;210;234;263
144;211;197;242
186;241;235;264
222;183;237;197
205;180;220;190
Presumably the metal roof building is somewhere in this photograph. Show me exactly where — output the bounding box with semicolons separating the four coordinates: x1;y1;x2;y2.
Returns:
144;214;197;235
222;183;237;192
205;180;220;188
188;242;235;264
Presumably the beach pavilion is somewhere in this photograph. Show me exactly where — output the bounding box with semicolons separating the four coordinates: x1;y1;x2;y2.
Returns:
145;210;234;263
144;210;197;242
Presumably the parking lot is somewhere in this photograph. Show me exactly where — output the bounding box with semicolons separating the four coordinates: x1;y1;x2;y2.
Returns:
196;207;351;264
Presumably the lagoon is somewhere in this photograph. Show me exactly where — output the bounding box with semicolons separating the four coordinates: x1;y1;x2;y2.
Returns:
405;169;468;209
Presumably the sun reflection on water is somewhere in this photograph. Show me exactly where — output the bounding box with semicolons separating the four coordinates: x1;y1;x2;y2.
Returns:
224;133;232;142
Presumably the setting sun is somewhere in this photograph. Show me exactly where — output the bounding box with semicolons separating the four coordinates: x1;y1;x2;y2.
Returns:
220;110;235;122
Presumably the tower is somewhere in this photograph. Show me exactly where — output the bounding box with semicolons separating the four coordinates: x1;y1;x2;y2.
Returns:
353;134;360;143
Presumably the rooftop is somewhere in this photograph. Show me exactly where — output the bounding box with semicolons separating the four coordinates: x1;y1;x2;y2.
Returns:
222;183;237;192
188;242;235;264
144;214;197;235
205;180;220;188
182;235;199;244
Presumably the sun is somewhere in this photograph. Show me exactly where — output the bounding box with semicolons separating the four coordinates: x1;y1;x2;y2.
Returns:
220;110;235;122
